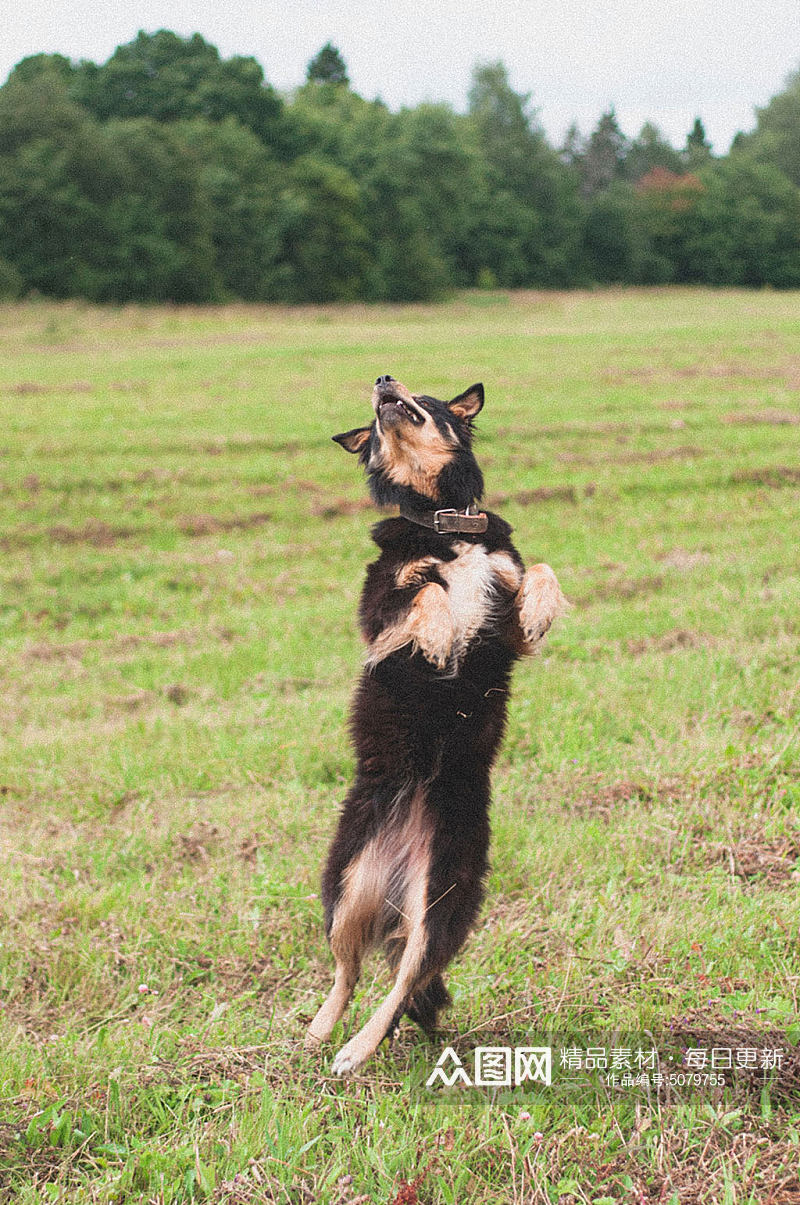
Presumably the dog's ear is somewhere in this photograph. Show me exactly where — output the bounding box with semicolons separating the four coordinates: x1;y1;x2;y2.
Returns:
448;383;484;423
332;426;372;454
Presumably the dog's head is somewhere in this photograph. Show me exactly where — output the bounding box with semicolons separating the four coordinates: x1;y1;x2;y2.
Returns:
332;375;485;510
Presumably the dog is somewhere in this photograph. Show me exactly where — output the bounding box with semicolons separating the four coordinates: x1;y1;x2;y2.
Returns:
306;375;565;1076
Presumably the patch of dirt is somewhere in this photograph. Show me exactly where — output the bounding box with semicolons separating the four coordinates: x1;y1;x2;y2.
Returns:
175;821;221;863
6;380;93;395
103;691;152;714
271;676;330;695
488;485;580;506
732;466;800;488
584;1130;800;1204
0;1126;93;1203
201;436;303;458
723;409;800;426
656;548;712;570
47;519;138;546
715;832;800;885
579;573;665;604
23;627;215;662
557;445;705;467
627;629;704;655
572;777;657;818
542;754;795;825
238;833;261;867
309;496;374;519
209;1163;287;1204
664;1008;800;1100
12;468;198;495
177;511;271;536
617;361;786;384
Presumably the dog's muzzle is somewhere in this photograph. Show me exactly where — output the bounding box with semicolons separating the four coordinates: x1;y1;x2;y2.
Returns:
372;376;425;425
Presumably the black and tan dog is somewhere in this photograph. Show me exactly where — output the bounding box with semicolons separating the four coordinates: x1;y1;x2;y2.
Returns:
306;375;565;1076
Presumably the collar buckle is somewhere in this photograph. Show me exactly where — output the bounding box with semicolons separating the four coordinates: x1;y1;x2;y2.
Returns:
432;506;488;534
432;508;457;533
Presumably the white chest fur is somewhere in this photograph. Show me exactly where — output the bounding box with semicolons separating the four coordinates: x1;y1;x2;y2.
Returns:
438;541;500;652
367;542;523;671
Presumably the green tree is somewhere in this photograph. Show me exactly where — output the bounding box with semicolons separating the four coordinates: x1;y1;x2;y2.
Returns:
635;168;705;281
0;70;125;297
625;122;683;181
583;183;652;283
306;43;349;86
580;108;628;196
290;84;453;298
278;156;371;302
739;66;800;186
685;117;712;167
72;31;285;147
559;122;585;166
384;103;484;289
177;118;283;300
0;64;87;155
687;156;800;286
103;118;219;301
7;52;75;86
467;62;583;284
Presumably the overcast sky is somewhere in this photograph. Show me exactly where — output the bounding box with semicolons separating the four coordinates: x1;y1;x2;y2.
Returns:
4;0;799;151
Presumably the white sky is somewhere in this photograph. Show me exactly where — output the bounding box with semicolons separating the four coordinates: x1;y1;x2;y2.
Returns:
3;0;799;151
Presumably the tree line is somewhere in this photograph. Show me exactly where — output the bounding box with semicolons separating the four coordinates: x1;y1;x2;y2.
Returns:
1;31;800;303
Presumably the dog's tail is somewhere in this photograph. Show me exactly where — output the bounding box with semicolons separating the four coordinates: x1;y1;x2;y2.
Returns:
406;974;452;1036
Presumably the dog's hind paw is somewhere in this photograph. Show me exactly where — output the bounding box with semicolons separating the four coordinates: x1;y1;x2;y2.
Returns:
331;1041;364;1077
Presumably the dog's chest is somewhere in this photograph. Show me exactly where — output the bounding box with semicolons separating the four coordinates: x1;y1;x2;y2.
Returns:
438;541;499;647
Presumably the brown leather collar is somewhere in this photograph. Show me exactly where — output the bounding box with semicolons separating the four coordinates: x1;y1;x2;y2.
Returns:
399;503;488;534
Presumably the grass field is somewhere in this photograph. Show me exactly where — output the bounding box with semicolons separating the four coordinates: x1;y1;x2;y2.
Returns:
1;288;799;1203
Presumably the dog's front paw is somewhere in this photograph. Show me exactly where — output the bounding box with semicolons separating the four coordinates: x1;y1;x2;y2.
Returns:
331;1040;364;1077
516;564;567;652
409;583;454;670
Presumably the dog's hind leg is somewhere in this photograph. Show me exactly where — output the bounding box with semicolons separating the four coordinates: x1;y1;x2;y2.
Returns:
305;845;384;1047
380;938;449;1043
384;938;450;1039
305;946;360;1048
331;853;431;1076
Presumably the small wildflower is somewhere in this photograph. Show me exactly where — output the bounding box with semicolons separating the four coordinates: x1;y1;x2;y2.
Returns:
138;983;150;994
519;1111;531;1121
533;1131;544;1142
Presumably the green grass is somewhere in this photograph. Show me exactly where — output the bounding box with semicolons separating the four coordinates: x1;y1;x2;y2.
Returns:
0;288;799;1203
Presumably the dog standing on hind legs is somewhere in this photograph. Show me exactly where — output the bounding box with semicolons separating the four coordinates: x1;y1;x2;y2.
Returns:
306;375;566;1076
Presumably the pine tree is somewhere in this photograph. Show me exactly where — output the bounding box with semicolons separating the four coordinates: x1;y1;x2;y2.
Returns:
580;108;628;196
685;117;712;165
306;43;349;86
560;122;585;167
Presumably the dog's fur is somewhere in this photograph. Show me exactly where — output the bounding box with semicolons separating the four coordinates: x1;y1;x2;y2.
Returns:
306;376;565;1076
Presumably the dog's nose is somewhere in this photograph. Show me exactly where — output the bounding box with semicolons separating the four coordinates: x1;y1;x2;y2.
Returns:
375;375;394;387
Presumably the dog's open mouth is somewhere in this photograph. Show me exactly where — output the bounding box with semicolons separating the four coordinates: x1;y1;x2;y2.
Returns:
379;394;425;425
372;376;427;427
